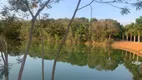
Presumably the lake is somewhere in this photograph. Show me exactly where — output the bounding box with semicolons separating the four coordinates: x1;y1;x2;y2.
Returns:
0;42;142;80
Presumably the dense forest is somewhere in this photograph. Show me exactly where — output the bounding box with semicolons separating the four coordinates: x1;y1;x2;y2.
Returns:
1;16;142;47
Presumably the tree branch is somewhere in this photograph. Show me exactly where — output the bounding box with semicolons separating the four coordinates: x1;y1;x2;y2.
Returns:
1;52;5;63
94;0;133;4
25;0;34;18
78;0;94;10
18;1;52;80
78;0;132;11
35;0;51;18
0;38;6;63
51;0;82;80
107;3;122;9
94;0;121;4
94;0;130;15
16;0;34;17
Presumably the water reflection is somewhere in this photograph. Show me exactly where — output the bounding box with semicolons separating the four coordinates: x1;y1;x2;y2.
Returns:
26;42;142;80
1;40;142;80
0;52;9;80
0;35;21;80
113;44;142;80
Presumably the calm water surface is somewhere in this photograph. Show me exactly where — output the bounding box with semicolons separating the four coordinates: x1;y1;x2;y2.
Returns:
0;43;142;80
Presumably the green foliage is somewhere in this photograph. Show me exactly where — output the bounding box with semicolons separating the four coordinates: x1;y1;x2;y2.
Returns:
8;0;61;12
27;41;131;71
136;16;142;24
123;16;142;42
7;16;142;44
40;19;66;40
91;19;121;42
121;8;130;15
71;18;89;42
0;17;22;52
19;17;124;43
46;20;65;40
133;1;142;10
135;16;142;30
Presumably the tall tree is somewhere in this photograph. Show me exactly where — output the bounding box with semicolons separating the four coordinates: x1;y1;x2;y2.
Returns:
0;16;22;80
91;19;121;42
135;16;142;42
51;0;82;79
7;0;60;80
125;23;135;41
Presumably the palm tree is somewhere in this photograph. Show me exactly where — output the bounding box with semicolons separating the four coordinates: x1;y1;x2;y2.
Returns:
124;25;129;41
128;23;135;41
135;16;142;42
134;24;141;42
133;24;138;42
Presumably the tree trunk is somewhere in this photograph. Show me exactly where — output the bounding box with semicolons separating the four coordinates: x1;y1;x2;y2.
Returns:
125;51;128;57
134;35;136;42
4;53;9;80
138;31;141;42
126;35;129;41
89;5;92;42
3;39;9;80
18;19;36;80
122;34;124;40
41;35;44;80
129;52;131;60
133;53;135;59
40;27;44;80
1;52;5;63
130;33;132;41
39;14;44;80
18;0;51;80
137;55;139;63
109;34;111;40
51;0;81;80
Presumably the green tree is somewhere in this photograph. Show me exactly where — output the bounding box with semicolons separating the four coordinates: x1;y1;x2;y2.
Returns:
0;16;22;80
135;16;142;42
124;23;135;41
71;18;89;42
7;0;61;79
91;19;121;42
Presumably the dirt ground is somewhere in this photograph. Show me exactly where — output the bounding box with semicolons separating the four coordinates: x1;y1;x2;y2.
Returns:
112;41;142;56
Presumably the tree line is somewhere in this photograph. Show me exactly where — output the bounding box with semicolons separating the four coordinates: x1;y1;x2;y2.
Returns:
18;16;142;44
123;16;142;42
1;16;142;46
20;17;122;44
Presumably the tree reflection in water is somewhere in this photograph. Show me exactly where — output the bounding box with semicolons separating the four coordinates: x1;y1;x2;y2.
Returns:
0;52;9;80
0;62;4;80
26;41;142;80
1;39;142;80
0;35;21;80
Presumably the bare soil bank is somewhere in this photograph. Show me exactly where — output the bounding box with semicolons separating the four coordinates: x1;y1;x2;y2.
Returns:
112;41;142;56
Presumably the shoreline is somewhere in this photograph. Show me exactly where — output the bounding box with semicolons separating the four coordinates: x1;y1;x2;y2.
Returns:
112;41;142;56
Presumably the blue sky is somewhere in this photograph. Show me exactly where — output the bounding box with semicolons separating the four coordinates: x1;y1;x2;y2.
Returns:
0;0;142;25
44;0;142;25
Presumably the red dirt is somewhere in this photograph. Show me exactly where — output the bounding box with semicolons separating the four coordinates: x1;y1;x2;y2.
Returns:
112;41;142;56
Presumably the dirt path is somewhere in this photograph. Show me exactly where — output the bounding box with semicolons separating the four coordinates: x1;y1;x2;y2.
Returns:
112;41;142;56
